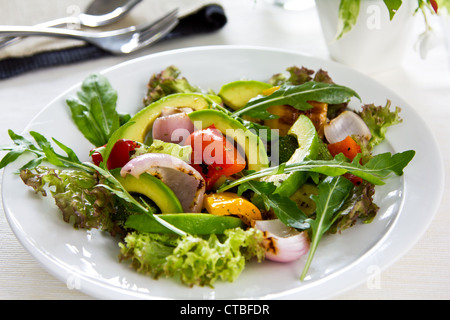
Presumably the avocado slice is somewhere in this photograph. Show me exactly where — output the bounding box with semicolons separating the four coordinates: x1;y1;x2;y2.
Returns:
113;171;184;213
285;114;319;164
117;93;219;143
125;213;245;235
187;109;270;172
218;80;273;110
289;184;318;216
263;115;319;197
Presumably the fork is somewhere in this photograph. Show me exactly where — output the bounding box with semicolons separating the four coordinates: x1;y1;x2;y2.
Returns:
0;8;178;55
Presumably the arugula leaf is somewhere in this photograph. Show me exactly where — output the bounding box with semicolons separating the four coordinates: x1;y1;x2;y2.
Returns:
300;176;354;280
0;130;90;172
232;82;360;120
269;193;310;230
66;74;121;147
29;131;66;168
237;179;310;230
337;0;361;39
217;150;415;192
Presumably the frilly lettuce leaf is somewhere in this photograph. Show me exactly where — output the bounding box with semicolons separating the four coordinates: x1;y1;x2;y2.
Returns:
358;100;402;149
19;166;127;235
119;228;265;287
133;139;192;163
328;180;379;233
143;66;201;106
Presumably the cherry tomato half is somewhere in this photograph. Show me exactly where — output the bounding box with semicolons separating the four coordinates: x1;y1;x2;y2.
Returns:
91;139;139;170
327;136;363;186
327;136;362;161
185;125;246;190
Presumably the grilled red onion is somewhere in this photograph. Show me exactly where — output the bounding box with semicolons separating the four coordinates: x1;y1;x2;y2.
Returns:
152;112;195;144
120;153;205;213
324;111;371;144
254;219;310;263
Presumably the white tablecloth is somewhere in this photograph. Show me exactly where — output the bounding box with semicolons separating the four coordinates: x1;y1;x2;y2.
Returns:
1;0;449;300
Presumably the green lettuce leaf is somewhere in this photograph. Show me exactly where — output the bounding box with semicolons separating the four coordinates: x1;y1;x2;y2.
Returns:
134;139;192;162
19;166;125;235
143;66;201;106
66;74;121;147
119;228;265;287
328;180;379;233
358;100;403;149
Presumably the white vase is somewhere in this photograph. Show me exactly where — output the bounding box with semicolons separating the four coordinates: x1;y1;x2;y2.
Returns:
315;0;416;73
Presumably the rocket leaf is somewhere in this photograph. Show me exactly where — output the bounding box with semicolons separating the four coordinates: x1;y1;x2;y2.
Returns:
300;176;354;280
231;81;360;120
0;130;89;172
217;150;416;192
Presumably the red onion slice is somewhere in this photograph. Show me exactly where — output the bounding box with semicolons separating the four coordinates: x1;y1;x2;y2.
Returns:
152;112;195;144
255;219;310;263
324;111;371;144
120;153;205;213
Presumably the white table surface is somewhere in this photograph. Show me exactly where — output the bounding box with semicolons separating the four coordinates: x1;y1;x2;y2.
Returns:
1;0;449;300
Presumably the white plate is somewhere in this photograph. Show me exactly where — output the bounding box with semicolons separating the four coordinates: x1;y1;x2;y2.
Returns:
2;46;444;300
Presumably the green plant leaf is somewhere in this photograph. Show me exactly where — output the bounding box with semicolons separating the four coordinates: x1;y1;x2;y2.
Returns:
237;178;309;230
358;100;402;149
0;130;90;172
232;82;360;120
337;0;361;39
217;150;415;193
66;74;121;147
383;0;403;20
300;176;354;280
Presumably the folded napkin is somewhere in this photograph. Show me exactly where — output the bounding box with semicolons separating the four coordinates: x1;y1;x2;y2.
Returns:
0;3;227;80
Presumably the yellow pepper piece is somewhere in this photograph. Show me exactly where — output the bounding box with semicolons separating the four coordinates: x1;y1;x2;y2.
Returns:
262;86;280;96
203;192;262;225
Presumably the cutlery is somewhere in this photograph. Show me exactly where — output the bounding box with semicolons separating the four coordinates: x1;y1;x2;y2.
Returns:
0;0;142;49
76;0;142;27
0;9;179;55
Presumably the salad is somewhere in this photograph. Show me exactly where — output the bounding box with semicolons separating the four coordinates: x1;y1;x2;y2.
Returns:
0;65;415;288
